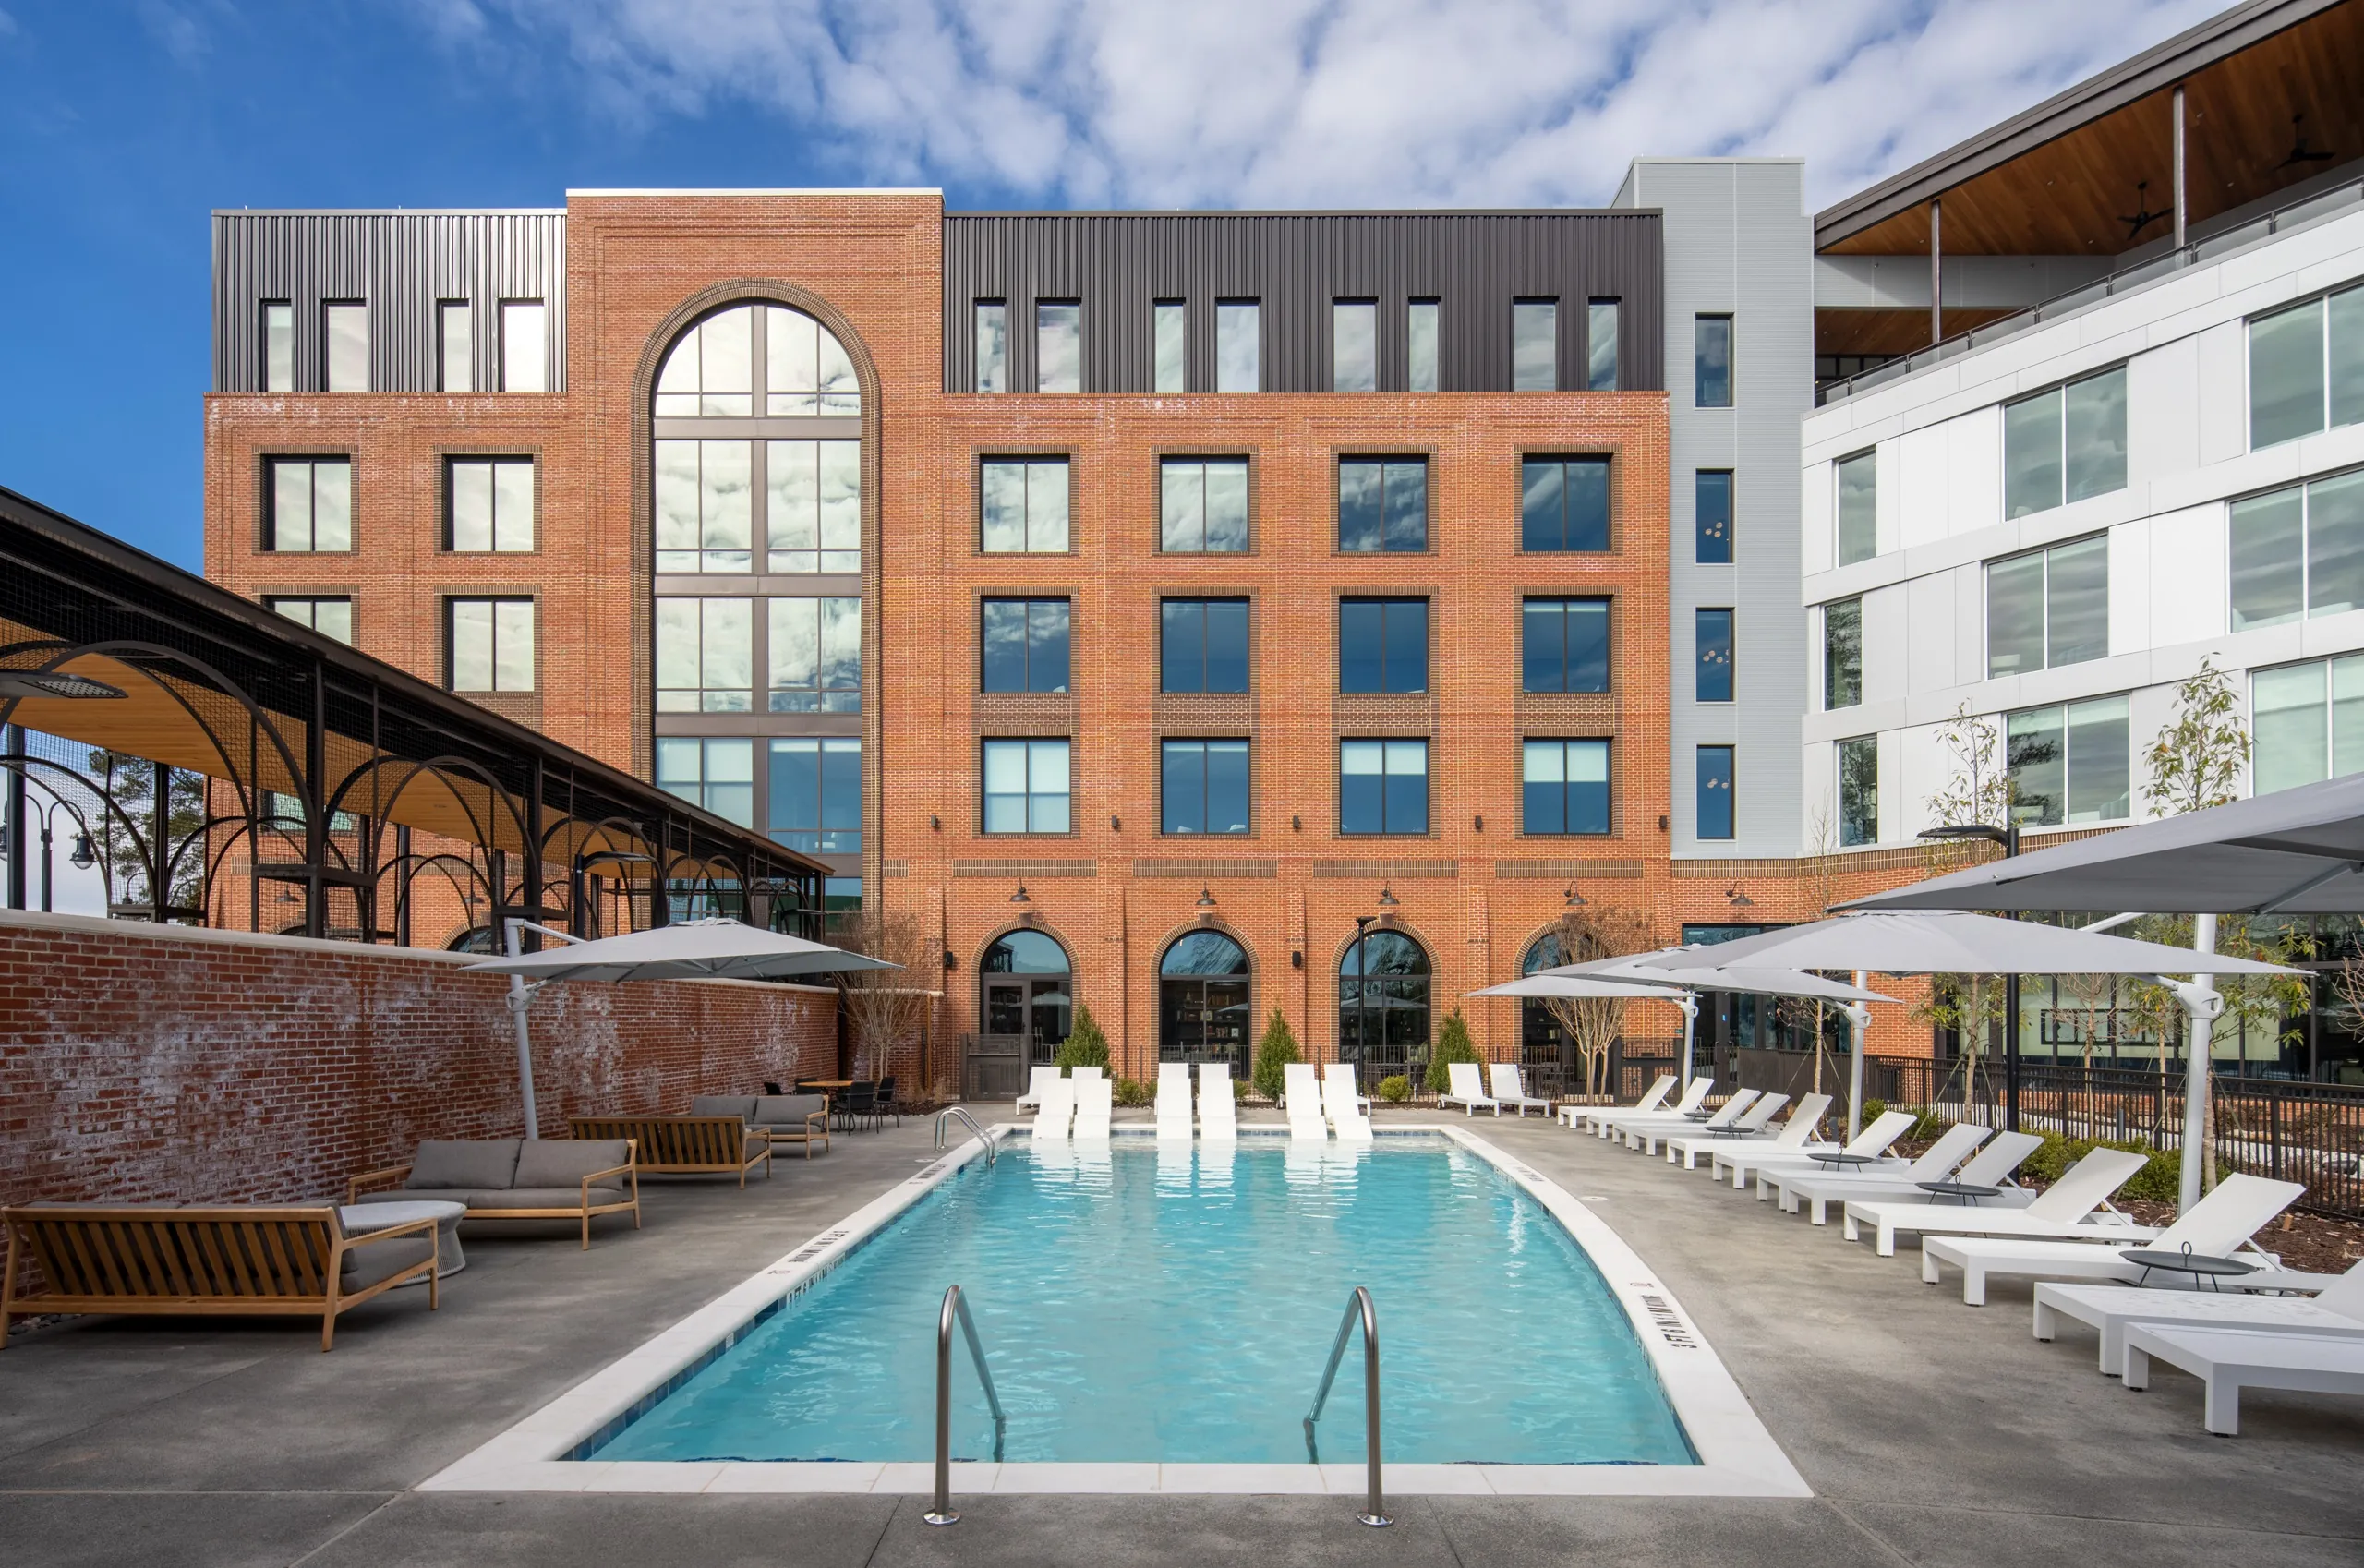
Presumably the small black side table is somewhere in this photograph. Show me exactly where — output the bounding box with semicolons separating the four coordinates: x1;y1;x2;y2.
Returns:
1809;1151;1876;1170
2121;1248;2256;1292
1915;1179;2001;1206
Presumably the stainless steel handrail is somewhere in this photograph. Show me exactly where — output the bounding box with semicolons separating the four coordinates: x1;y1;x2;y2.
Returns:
934;1105;996;1166
923;1284;1007;1527
1302;1285;1391;1527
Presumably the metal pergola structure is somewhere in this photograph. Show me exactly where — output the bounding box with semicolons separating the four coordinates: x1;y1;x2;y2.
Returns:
0;485;827;947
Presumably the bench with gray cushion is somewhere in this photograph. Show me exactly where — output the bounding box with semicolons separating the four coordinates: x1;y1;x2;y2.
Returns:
694;1094;832;1159
348;1137;640;1249
569;1116;770;1186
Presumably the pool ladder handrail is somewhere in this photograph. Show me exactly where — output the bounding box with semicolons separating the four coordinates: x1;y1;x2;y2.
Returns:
1302;1285;1392;1527
933;1105;996;1166
923;1284;1007;1526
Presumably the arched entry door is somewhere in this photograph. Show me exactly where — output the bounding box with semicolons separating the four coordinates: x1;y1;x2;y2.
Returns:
1339;929;1431;1090
1520;933;1569;1080
1159;931;1252;1073
982;930;1072;1066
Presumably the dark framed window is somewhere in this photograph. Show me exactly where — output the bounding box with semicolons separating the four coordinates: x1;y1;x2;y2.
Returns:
438;301;471;393
1153;301;1186;393
1696;745;1735;839
1161;598;1250;694
1695;470;1732;563
500;300;547;392
1838;736;1877;847
1836;451;1876;564
655;596;753;712
1520;457;1610;551
1333;300;1377;392
767;597;861;712
1407;300;1440;392
768;737;862;852
1586;298;1620;392
266;597;352;645
2008;696;2131;826
1987;535;2107;676
1339;598;1428;694
1520;597;1610;693
447;597;534;694
766;439;861;573
2230;469;2364;631
1824;597;1862;709
1338;457;1428;551
1513;298;1558;391
654;440;753;572
1037;301;1081;393
974;300;1007;392
1695;609;1734;703
1162;739;1250;835
1216;300;1260;392
262;301;294;392
446;457;535;551
2005;367;2127;517
1695;314;1732;408
2250;284;2364;449
983;739;1071;834
981;598;1071;693
1160;458;1249;552
264;457;352;552
981;457;1071;552
324;300;368;392
655;738;753;827
1340;740;1428;835
1522;739;1610;835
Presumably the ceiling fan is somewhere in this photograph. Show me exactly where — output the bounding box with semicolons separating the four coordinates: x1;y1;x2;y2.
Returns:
2119;180;2169;241
2279;114;2335;171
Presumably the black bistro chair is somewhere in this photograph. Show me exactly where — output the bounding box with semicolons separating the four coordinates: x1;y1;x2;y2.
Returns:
838;1080;878;1131
873;1076;900;1128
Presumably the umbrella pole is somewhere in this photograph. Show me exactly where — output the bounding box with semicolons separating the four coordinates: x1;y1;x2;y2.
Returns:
1849;970;1869;1140
1678;994;1697;1096
2179;914;2218;1213
504;919;542;1141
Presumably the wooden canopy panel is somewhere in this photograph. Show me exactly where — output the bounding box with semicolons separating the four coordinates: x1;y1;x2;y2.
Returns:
1817;308;2018;356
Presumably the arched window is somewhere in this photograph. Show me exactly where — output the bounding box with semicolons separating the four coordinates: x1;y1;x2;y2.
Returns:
1520;933;1569;1072
655;304;860;417
982;930;1071;1063
1339;929;1430;1085
1159;931;1252;1070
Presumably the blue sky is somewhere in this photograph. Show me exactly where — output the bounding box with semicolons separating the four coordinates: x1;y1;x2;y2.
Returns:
0;0;2224;570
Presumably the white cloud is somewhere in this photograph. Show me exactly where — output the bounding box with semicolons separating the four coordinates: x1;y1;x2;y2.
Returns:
463;0;2227;209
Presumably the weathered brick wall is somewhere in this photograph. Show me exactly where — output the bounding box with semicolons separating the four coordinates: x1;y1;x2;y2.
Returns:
0;911;838;1216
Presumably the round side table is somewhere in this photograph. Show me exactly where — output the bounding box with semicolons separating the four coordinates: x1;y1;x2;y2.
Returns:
342;1200;467;1282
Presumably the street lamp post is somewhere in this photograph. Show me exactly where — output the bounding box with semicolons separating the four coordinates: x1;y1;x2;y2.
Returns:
1353;915;1376;1094
1;790;95;916
1917;821;2022;1129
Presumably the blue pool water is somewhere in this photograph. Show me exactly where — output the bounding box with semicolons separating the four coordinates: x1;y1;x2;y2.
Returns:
588;1136;1694;1465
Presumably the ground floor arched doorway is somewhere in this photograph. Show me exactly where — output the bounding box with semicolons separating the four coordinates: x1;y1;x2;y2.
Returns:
1158;930;1252;1074
1339;928;1431;1090
981;929;1072;1066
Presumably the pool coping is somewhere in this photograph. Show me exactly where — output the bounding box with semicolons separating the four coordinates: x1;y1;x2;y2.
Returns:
419;1123;1809;1499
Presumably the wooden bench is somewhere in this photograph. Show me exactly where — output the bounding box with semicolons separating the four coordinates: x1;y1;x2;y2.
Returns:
569;1116;771;1186
347;1138;641;1249
2;1204;438;1352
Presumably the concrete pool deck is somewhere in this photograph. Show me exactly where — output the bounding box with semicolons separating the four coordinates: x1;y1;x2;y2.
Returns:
5;1107;2361;1565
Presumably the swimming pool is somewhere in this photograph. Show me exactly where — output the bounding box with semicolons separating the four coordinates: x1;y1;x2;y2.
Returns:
589;1136;1690;1466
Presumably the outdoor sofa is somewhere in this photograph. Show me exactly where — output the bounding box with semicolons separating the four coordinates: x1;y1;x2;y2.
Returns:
570;1115;770;1185
350;1137;640;1248
691;1094;833;1159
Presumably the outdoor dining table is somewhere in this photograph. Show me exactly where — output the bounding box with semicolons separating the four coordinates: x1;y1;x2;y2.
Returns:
801;1080;855;1128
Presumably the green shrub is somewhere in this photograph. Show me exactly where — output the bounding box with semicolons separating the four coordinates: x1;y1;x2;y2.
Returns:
1425;1010;1479;1092
1861;1097;1888;1123
2020;1131;2220;1201
1377;1074;1413;1104
1054;1003;1110;1075
1112;1076;1151;1107
1905;1107;1948;1141
1233;1078;1248;1103
1251;1008;1300;1102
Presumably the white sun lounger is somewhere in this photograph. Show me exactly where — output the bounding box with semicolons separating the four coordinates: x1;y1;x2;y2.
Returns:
2035;1258;2364;1378
1015;1065;1059;1115
1766;1123;1996;1220
1488;1063;1552;1118
1197;1062;1237;1140
1032;1076;1076;1141
1592;1077;1708;1138
1441;1061;1502;1117
1154;1062;1194;1140
2123;1323;2364;1435
1777;1129;2045;1225
1626;1089;1760;1154
1284;1063;1329;1140
1323;1061;1372;1116
1921;1171;2307;1305
1660;1092;1791;1167
1718;1109;1918;1193
1685;1092;1830;1181
1845;1146;2152;1257
1564;1074;1673;1129
1321;1069;1374;1141
1071;1075;1114;1140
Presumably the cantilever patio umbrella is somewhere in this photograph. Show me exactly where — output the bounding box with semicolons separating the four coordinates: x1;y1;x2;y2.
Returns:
465;917;899;1138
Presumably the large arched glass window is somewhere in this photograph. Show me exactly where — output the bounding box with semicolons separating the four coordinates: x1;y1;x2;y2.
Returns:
1339;929;1430;1087
1520;933;1569;1076
1159;931;1251;1070
982;930;1071;1063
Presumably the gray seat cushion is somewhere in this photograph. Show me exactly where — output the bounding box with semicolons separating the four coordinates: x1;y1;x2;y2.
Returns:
478;1186;630;1210
752;1094;826;1128
691;1095;758;1122
745;1133;769;1162
513;1139;631;1188
341;1236;435;1291
405;1139;522;1191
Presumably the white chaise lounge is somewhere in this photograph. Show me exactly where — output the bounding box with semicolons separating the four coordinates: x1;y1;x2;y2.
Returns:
1015;1065;1058;1115
2123;1323;2364;1435
1489;1063;1552;1118
1323;1061;1372;1116
1441;1061;1502;1117
1920;1172;2306;1305
1844;1146;2152;1257
1284;1063;1330;1140
1714;1107;1914;1192
1032;1076;1076;1141
1661;1092;1791;1167
1593;1077;1708;1139
1071;1075;1114;1140
1564;1073;1673;1129
1198;1062;1237;1140
1322;1069;1374;1141
2036;1257;2364;1378
1625;1089;1760;1154
1154;1062;1194;1140
1775;1129;2044;1225
1764;1123;1994;1221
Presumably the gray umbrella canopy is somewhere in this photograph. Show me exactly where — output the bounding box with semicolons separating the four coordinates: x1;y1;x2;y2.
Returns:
1550;949;1898;1004
1844;771;2364;915
465;917;899;983
1467;973;1690;1000
1622;911;2305;978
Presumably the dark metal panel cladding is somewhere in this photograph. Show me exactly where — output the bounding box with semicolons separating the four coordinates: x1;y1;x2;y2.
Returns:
940;211;1662;394
210;211;568;393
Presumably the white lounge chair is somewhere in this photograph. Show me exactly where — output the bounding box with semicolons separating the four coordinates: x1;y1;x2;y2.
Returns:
1321;1070;1374;1141
1486;1063;1552;1118
1198;1062;1237;1140
1625;1088;1760;1154
1716;1108;1916;1192
1441;1060;1502;1117
1071;1065;1105;1081
1071;1075;1114;1140
2036;1258;2364;1378
1594;1077;1708;1139
2124;1323;2364;1436
1563;1073;1673;1129
1678;1092;1830;1177
1922;1171;2307;1305
1284;1063;1329;1140
1661;1092;1791;1168
1032;1076;1076;1141
1765;1122;1995;1221
1154;1062;1194;1140
1844;1146;2153;1257
1015;1065;1059;1115
1323;1061;1372;1116
1773;1129;2044;1225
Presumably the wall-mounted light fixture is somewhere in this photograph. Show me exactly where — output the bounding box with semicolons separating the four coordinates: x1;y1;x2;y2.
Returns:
1010;883;1031;905
1563;883;1587;908
1291;950;1304;969
1726;887;1755;909
1658;814;1669;831
1195;887;1217;909
1473;814;1484;831
1291;814;1302;831
1377;886;1400;908
941;950;958;971
1110;814;1121;831
930;814;941;831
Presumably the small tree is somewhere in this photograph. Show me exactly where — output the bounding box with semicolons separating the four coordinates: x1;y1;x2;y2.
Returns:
833;908;940;1082
1921;703;2014;1104
1538;903;1654;1102
1250;1008;1299;1102
2056;971;2116;1070
1054;1001;1110;1074
2145;657;2248;815
1426;1008;1479;1093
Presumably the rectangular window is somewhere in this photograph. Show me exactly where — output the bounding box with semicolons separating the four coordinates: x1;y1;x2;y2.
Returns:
438;302;472;393
446;457;534;551
262;302;294;392
1695;608;1735;703
1338;598;1428;694
655;308;750;416
1824;597;1862;709
500;300;547;392
1159;458;1249;552
1215;300;1260;392
1340;740;1428;835
974;301;1007;393
1338;457;1428;552
768;738;861;852
264;458;352;552
653;440;753;572
2230;470;2364;631
2249;285;2364;449
1037;301;1081;393
2256;656;2364;797
1586;299;1619;392
767;596;861;712
1838;736;1877;846
1333;300;1377;393
448;597;534;694
1522;738;1610;835
1695;315;1732;408
982;739;1070;834
1986;536;2107;677
1162;739;1250;835
2005;367;2127;517
1152;300;1187;393
766;440;862;573
1521;457;1610;551
324;301;368;392
655;737;753;828
981;597;1071;694
1695;470;1733;564
1520;597;1610;694
1696;745;1735;839
654;597;753;713
980;457;1070;553
1161;598;1250;694
266;597;352;645
1513;299;1557;392
2007;695;2130;826
1407;300;1439;393
1836;451;1876;565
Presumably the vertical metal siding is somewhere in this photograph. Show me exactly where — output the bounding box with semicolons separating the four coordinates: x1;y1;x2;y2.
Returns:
941;211;1663;394
211;211;568;393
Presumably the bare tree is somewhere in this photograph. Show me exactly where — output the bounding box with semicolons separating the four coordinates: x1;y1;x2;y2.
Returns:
832;909;942;1085
2056;971;2116;1070
1921;703;2013;1107
1540;904;1656;1103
